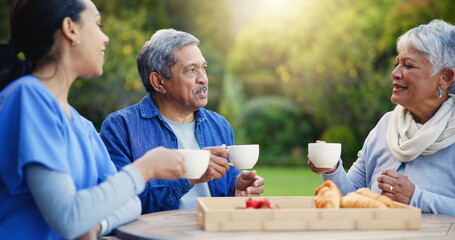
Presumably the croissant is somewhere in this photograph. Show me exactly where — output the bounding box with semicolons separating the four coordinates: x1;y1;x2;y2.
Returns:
314;180;342;208
355;188;394;207
341;192;388;208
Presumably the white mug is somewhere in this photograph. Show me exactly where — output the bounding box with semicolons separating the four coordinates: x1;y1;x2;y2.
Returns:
227;144;259;169
178;149;210;179
308;143;341;168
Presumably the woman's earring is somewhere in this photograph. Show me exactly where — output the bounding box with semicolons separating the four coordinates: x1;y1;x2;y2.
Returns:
439;89;443;98
72;40;80;46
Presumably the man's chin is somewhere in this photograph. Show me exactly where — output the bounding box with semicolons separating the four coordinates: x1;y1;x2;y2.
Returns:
195;100;208;109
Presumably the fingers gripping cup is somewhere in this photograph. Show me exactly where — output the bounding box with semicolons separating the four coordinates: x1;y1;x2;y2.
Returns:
227;144;259;169
308;143;341;168
178;149;210;179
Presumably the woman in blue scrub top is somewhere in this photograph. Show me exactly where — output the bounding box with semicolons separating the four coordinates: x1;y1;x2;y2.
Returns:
0;0;187;239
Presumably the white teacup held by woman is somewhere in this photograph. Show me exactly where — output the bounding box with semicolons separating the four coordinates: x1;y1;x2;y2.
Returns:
178;149;210;179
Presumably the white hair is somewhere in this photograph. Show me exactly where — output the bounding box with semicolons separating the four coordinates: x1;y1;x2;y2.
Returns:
397;19;455;76
137;29;200;94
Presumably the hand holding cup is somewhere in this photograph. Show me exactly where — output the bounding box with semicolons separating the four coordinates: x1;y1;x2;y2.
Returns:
308;142;341;171
178;149;210;179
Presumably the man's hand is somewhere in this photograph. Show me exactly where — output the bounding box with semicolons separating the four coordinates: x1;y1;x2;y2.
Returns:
234;170;264;196
189;145;230;184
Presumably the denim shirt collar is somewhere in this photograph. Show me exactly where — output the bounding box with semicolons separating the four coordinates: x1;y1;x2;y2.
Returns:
139;94;207;124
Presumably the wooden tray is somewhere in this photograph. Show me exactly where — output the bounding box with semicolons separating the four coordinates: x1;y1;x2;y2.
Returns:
196;196;421;231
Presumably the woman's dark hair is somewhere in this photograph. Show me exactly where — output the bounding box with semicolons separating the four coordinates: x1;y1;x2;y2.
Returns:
0;0;86;90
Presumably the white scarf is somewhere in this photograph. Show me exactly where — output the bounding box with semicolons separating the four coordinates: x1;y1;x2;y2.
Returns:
386;95;455;162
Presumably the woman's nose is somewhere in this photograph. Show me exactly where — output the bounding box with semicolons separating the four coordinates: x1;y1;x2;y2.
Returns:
103;33;109;46
391;65;402;80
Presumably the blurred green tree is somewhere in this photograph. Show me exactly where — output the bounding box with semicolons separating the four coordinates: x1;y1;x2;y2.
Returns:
224;0;455;163
377;0;455;71
239;96;314;166
321;125;358;166
226;0;397;161
218;74;245;142
0;1;13;42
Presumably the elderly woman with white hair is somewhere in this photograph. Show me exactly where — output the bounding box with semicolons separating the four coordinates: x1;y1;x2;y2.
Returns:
308;19;455;216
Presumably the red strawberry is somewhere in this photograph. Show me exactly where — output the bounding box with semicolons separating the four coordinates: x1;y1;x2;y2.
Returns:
257;199;265;208
246;199;259;208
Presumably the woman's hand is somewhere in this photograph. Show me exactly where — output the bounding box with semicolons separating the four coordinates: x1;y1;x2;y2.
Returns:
377;169;415;204
307;157;338;174
133;147;186;182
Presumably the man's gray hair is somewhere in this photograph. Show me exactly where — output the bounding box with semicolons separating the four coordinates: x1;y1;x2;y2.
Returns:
397;19;455;93
137;29;200;93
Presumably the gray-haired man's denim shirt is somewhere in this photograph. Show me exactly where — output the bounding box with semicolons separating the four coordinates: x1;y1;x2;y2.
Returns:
100;94;240;213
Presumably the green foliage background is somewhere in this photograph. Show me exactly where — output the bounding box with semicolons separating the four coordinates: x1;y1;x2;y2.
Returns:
2;0;455;168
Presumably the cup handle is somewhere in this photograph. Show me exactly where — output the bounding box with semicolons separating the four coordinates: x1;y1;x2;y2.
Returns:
225;146;232;166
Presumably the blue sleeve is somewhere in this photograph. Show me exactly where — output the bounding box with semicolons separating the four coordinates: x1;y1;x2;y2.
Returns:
141;179;192;212
410;185;455;216
322;159;357;195
322;119;381;195
206;118;241;197
227;121;240;195
103;196;142;236
100;115;193;213
25;163;144;239
323;143;370;195
0;82;67;194
99;116;133;171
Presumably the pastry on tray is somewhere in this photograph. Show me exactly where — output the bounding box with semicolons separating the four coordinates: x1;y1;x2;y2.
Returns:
314;181;396;209
314;180;342;208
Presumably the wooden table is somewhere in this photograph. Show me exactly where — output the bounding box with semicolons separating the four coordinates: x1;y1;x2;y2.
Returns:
116;209;455;240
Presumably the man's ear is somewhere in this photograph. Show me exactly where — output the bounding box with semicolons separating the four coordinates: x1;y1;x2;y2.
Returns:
61;17;79;46
441;68;455;90
149;72;166;94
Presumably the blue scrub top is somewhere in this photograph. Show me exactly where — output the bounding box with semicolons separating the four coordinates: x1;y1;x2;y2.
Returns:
0;75;116;239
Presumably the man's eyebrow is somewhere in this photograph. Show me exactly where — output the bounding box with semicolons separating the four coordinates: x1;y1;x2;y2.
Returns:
184;63;197;69
184;61;208;69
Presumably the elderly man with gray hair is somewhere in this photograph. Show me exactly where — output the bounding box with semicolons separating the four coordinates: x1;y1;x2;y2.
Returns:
100;29;264;213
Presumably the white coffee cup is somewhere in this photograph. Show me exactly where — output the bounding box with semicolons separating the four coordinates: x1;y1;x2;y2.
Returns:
227;144;259;169
308;143;341;168
178;149;210;179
